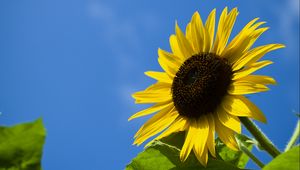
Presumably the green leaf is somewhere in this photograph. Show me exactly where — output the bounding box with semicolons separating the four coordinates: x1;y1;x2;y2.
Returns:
0;118;46;170
216;134;254;168
126;134;243;170
158;131;185;149
263;146;300;170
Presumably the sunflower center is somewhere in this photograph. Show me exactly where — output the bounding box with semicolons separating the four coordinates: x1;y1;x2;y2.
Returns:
171;53;233;119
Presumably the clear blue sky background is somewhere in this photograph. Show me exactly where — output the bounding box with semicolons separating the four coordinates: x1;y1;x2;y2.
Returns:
0;0;299;169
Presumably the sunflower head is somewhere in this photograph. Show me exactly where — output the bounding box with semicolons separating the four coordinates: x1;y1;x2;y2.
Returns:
172;52;233;119
129;7;284;166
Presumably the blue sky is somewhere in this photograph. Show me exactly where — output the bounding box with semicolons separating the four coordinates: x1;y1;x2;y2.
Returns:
0;0;299;169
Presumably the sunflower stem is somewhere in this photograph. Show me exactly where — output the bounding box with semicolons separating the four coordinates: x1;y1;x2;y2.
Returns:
239;142;265;168
284;120;300;151
239;117;281;158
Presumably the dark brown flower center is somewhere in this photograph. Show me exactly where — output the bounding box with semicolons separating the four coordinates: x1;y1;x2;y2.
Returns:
171;53;233;119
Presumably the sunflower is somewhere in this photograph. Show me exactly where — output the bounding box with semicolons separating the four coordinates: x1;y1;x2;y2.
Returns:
129;7;284;165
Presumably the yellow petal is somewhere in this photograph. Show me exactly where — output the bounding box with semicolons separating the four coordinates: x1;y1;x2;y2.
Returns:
193;117;209;165
217;107;241;133
133;85;170;96
145;82;171;92
205;9;216;51
244;27;269;51
212;7;239;55
191;11;211;53
226;26;268;64
144;71;172;84
234;75;276;85
145;116;188;147
206;114;216;157
237;96;267;123
226;18;260;49
228;81;269;95
232;44;285;71
195;145;208;166
180;119;196;162
128;101;172;121
159;48;183;66
232;60;273;80
169;35;185;61
222;95;266;123
175;22;194;58
223;18;268;63
185;22;195;51
215;117;239;151
158;57;177;78
132;89;171;104
191;11;206;53
212;7;228;54
133;103;173;138
134;106;179;145
155;116;188;140
158;48;183;78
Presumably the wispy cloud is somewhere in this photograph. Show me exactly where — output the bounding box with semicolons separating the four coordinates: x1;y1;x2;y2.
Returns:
86;1;160;115
289;0;299;16
275;0;299;109
87;1;140;49
277;0;299;58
